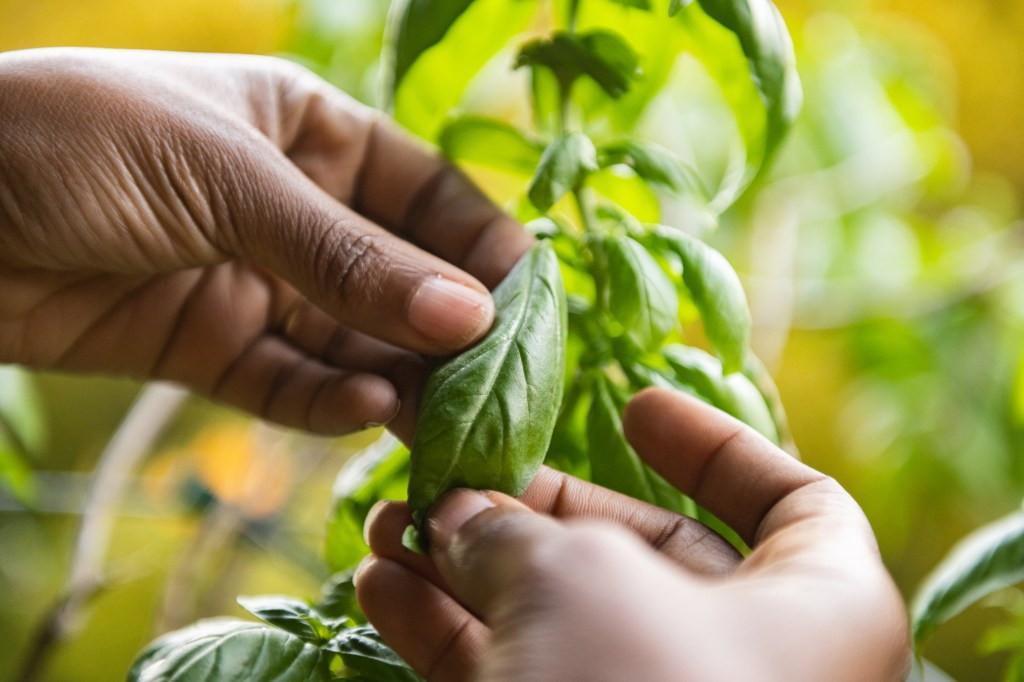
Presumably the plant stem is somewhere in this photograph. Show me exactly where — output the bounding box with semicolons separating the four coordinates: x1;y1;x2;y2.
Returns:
14;383;188;682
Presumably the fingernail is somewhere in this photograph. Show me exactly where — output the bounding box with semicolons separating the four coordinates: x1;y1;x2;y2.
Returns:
408;276;493;348
363;500;389;546
352;554;375;588
427;489;496;553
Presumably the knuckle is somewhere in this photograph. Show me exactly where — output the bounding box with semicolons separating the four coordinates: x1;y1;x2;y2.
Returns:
312;221;390;306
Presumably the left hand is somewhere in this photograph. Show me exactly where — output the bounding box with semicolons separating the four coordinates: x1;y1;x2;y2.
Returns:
0;48;533;437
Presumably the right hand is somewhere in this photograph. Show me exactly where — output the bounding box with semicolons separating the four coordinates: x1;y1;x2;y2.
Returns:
358;388;910;681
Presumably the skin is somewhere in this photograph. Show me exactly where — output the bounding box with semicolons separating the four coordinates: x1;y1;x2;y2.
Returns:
0;48;909;681
0;47;533;439
359;389;911;682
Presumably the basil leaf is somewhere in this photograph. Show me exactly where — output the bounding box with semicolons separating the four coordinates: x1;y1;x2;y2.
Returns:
527;131;598;212
328;625;423;682
662;345;777;442
389;0;476;93
602;234;678;350
0;366;44;504
325;436;409;572
237;596;341;645
128;619;331;682
911;508;1024;647
408;241;567;520
516;30;641;98
587;374;688;511
392;0;535;139
690;0;801;163
656;227;751;373
439;116;543;176
599;140;707;199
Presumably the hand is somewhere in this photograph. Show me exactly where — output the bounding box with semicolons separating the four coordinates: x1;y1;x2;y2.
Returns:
0;48;532;437
357;388;910;682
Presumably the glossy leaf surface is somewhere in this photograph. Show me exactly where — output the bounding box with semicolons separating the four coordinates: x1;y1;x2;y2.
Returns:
657;227;751;373
408;241;567;519
328;625;422;681
603;234;679;350
128;619;330;682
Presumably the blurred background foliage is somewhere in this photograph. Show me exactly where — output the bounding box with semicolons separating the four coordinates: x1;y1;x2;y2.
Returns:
0;0;1022;680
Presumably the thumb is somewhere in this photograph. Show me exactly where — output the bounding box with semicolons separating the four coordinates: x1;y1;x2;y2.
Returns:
426;489;683;623
219;148;496;355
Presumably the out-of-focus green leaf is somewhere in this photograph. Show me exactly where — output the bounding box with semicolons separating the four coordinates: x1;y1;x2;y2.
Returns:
128;619;331;682
656;227;751;373
516;29;641;99
328;625;423;681
602;234;678;350
238;595;342;645
587;373;688;512
0;365;43;504
1012;349;1024;427
662;345;777;442
691;0;801;163
439;116;543;176
599;140;708;198
392;0;535;139
588;168;662;224
527;131;598;212
912;508;1024;647
388;0;476;93
325;436;409;573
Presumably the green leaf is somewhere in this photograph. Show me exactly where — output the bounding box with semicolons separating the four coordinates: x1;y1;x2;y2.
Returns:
602;234;678;350
439;116;543;176
690;0;801;164
662;345;777;442
128;619;331;682
527;131;598;212
0;365;44;504
328;625;423;681
599;140;707;199
515;30;641;98
408;241;567;520
389;0;477;93
911;508;1024;647
326;436;409;572
238;595;342;645
316;571;361;622
392;0;535;139
587;373;687;511
656;227;751;373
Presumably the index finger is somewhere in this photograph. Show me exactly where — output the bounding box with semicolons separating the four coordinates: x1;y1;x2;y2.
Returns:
622;388;878;560
274;68;533;288
353;121;534;288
